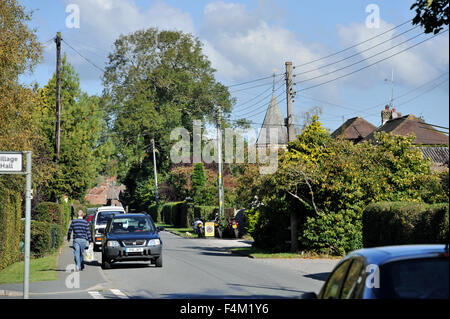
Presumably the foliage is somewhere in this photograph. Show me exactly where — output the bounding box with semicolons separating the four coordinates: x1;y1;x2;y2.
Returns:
411;0;449;34
363;202;449;247
237;115;448;255
192;163;207;205
0;185;23;272
33;202;65;227
37;56;106;200
102;28;234;182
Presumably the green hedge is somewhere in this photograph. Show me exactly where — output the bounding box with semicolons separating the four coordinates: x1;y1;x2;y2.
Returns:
0;187;23;272
33;202;65;228
30;221;65;258
148;204;162;223
362;202;449;248
194;206;218;221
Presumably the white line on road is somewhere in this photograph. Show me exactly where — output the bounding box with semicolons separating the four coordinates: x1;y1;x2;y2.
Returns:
110;289;128;299
88;291;105;299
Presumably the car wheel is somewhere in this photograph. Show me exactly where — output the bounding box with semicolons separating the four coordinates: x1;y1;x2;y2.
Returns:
155;255;163;268
101;254;111;269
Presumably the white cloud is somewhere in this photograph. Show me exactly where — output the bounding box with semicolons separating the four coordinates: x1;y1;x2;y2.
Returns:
200;1;330;84
337;20;449;87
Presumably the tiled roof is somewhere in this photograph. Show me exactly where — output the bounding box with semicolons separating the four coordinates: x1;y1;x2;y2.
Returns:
364;115;449;145
331;117;377;141
417;147;449;164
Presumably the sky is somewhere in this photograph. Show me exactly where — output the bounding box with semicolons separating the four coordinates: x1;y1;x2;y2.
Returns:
18;0;449;133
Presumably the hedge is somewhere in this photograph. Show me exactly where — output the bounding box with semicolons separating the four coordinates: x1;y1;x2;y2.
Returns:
33;202;65;228
362;202;449;248
30;221;65;258
0;187;23;272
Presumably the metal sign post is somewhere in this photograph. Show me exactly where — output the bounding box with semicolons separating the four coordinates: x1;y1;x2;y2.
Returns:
0;151;32;299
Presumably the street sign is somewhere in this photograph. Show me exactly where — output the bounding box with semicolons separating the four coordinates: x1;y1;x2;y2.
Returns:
0;152;23;172
205;222;215;237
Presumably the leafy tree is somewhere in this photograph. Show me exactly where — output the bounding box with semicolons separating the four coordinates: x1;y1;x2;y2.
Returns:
192;163;207;205
102;29;234;198
411;0;449;34
38;56;106;200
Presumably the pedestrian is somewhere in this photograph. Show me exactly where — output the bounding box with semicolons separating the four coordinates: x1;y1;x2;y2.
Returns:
67;210;93;271
70;205;75;220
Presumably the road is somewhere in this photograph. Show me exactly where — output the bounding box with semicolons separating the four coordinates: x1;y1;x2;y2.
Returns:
95;231;339;299
0;231;339;299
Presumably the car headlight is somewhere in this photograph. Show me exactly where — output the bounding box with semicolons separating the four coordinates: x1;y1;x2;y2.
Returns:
147;239;161;246
107;240;120;247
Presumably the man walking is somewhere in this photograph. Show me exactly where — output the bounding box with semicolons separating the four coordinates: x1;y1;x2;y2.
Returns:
67;210;93;271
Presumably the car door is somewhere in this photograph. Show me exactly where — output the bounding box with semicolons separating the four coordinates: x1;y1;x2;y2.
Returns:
319;259;352;299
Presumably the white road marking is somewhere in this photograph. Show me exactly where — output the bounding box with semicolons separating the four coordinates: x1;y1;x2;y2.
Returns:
88;291;105;299
110;289;128;299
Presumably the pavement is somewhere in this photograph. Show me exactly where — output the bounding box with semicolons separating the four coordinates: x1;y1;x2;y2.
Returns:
0;241;111;299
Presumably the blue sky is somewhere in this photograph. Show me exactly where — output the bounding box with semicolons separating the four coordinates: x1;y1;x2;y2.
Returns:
19;0;449;133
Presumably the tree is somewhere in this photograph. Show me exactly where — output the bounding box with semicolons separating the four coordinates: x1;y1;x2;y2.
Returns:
38;56;106;200
411;0;449;34
102;29;234;209
192;163;206;205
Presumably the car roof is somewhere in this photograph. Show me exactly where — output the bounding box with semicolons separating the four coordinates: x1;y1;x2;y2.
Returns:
345;244;448;265
97;206;125;212
112;213;149;219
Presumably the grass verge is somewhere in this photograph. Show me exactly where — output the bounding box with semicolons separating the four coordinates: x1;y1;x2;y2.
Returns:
230;247;342;259
156;223;196;238
0;253;59;284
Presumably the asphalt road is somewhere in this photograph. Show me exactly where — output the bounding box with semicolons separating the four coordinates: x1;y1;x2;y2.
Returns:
95;231;339;299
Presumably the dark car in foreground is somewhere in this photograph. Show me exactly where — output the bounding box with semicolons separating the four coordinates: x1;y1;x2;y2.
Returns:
305;245;449;299
100;214;164;269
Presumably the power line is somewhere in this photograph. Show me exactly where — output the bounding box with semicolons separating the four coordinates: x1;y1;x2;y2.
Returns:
294;30;425;84
225;73;284;88
233;79;285;114
293;19;413;68
233;76;284;109
294;25;419;78
295;30;448;93
62;39;106;73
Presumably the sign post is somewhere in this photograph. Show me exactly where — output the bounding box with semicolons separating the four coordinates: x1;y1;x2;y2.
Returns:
0;151;32;299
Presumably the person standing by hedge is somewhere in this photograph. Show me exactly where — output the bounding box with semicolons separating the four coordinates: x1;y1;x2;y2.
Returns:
67;210;93;271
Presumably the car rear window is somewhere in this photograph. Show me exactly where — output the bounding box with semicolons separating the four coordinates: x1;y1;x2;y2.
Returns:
379;257;449;299
96;211;124;225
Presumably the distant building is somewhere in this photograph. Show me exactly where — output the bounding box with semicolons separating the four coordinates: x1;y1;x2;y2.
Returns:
331;117;377;143
85;176;125;206
364;114;449;170
256;95;288;149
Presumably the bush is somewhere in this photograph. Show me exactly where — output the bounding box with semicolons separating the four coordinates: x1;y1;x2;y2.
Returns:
194;206;218;221
30;221;65;258
0;187;23;272
362;202;449;247
161;202;176;225
34;202;65;228
148;204;162;223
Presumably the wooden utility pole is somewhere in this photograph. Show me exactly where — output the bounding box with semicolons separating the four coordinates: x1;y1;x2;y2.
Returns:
152;138;159;207
285;61;295;142
217;105;224;218
55;32;62;162
285;61;298;252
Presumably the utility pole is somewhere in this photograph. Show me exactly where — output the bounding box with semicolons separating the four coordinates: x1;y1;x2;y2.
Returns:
55;32;62;162
285;62;298;252
217;105;224;218
152;138;159;207
285;62;295;142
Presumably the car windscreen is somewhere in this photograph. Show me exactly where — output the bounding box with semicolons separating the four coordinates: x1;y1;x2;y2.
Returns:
379;257;449;299
96;211;123;225
110;216;156;234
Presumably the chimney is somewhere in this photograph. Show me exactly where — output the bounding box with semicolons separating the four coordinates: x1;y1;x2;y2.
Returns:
381;105;391;126
390;108;401;119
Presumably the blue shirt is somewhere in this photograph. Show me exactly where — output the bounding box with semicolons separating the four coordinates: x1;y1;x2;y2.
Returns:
67;218;93;242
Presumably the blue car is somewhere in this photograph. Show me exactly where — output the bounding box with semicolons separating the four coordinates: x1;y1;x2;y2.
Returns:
309;244;449;299
100;214;164;269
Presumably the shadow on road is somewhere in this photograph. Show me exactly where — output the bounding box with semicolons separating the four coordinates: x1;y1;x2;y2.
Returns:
303;272;331;281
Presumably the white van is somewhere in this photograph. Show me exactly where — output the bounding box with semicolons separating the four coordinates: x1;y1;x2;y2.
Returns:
91;206;126;251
